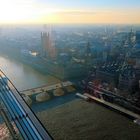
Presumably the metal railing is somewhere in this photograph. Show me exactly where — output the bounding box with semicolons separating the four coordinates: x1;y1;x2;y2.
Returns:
0;70;52;140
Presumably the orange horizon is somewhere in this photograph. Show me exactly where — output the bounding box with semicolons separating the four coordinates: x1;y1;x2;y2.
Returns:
0;0;140;25
0;10;140;25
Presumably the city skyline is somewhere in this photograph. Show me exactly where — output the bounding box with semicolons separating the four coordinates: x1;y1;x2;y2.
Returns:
0;0;140;24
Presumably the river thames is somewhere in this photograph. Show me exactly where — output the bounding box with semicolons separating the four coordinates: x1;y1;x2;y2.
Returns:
0;54;60;91
0;53;140;140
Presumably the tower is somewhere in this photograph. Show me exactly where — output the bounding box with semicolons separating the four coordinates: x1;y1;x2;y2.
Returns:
136;31;140;44
129;28;135;46
41;25;56;59
85;42;92;69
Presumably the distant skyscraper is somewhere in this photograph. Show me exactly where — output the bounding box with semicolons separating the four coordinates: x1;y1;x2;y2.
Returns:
41;25;56;59
134;31;140;49
85;42;92;67
124;28;135;48
136;31;140;44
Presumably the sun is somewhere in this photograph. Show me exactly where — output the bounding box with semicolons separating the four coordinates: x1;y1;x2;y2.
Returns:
0;0;56;24
0;0;28;23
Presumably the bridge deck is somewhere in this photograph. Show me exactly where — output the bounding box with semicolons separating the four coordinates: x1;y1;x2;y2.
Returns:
21;81;73;96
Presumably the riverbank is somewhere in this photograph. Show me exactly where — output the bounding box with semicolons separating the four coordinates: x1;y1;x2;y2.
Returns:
37;99;140;140
0;54;60;91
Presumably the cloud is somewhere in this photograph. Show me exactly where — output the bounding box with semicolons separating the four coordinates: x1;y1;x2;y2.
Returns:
56;10;96;16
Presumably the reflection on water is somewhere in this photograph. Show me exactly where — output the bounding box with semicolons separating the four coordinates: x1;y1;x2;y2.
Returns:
0;54;60;91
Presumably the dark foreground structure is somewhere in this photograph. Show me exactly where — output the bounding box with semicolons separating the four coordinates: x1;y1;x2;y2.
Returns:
0;70;52;140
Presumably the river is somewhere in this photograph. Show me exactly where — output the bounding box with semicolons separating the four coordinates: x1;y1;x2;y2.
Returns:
0;54;140;140
0;54;60;91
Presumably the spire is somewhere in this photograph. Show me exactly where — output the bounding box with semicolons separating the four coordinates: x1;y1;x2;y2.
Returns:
86;42;91;56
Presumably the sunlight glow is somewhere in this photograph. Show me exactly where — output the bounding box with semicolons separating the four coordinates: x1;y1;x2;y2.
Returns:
0;0;139;24
0;0;57;24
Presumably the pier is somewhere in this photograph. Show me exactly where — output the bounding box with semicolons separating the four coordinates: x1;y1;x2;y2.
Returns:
84;93;140;120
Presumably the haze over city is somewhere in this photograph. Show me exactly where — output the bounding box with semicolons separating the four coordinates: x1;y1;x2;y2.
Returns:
0;0;140;24
0;0;140;140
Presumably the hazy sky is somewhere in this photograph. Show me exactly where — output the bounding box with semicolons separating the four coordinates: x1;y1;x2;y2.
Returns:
0;0;140;24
